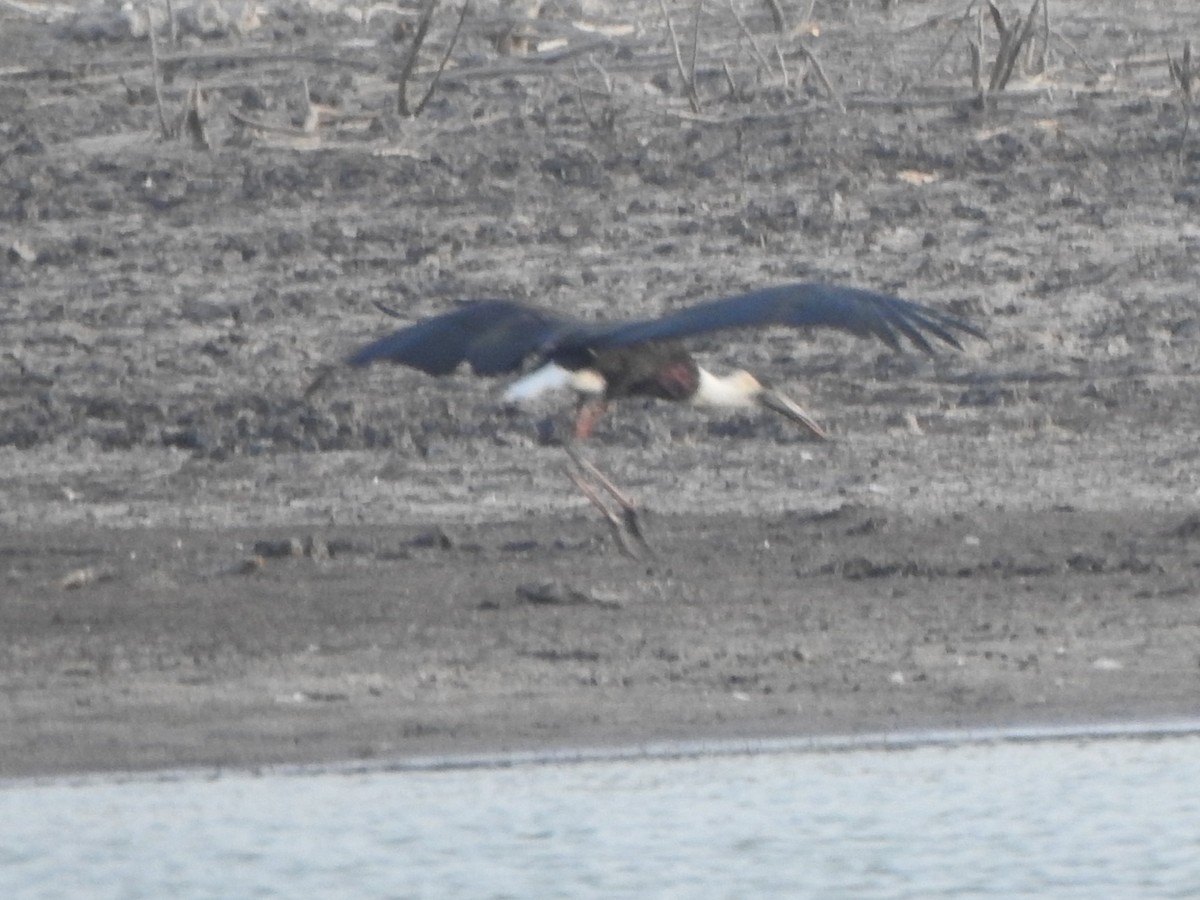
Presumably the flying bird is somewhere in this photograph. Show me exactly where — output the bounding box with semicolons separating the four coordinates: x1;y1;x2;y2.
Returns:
342;282;984;556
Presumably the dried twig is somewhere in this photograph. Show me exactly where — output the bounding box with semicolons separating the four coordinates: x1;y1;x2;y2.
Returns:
572;60;617;131
180;82;211;151
967;0;1040;107
1033;0;1049;74
572;63;599;129
658;0;701;113
302;364;335;401
165;0;177;46
301;77;319;132
969;35;983;93
920;0;979;81
726;0;773;71
411;0;469;117
776;44;790;91
1168;41;1194;165
1009;1;1040;81
986;2;1010;91
397;0;439;116
797;41;844;112
147;4;172;139
986;0;1040;93
761;0;786;33
1168;41;1193;98
688;0;702;95
587;55;614;94
721;59;737;97
974;2;986;94
1050;27;1101;79
229;108;313;137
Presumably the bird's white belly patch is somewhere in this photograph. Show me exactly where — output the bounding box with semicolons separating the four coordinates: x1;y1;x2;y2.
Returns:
503;363;574;403
504;363;606;403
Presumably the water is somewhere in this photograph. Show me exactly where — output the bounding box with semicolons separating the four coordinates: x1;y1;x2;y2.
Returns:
3;725;1200;899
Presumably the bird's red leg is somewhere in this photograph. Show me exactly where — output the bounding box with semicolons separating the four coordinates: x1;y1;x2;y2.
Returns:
572;397;608;442
565;465;642;559
564;398;653;556
567;449;649;545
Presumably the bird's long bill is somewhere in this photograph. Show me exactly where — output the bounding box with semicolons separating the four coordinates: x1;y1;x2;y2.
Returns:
757;389;830;440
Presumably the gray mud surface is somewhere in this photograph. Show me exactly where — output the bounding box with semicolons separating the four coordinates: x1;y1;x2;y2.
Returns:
2;0;1199;778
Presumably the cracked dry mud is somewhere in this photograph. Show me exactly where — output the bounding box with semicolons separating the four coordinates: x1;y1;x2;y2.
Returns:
2;0;1199;777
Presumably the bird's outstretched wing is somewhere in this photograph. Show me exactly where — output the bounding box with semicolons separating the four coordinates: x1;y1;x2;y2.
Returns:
582;283;984;355
347;299;583;376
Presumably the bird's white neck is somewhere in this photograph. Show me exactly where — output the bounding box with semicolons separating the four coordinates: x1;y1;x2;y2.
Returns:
691;367;759;409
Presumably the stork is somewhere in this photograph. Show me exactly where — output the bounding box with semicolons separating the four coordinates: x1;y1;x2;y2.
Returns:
340;283;984;556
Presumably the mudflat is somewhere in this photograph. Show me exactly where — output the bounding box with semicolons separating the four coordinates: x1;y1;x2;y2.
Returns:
2;0;1199;779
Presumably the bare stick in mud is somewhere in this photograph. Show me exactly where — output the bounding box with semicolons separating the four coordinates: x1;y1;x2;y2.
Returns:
572;62;617;132
966;0;1040;107
986;0;1040;93
1033;0;1049;73
165;0;177;46
1168;41;1194;165
1011;0;1043;82
229;108;315;137
658;0;701;113
148;5;172;139
726;0;773;72
762;0;786;33
920;0;979;82
721;59;737;98
984;1;1010;92
181;82;211;151
801;0;817;28
688;0;702;96
300;77;319;133
412;0;469;118
1049;28;1100;79
969;36;983;95
797;42;844;112
397;0;439;116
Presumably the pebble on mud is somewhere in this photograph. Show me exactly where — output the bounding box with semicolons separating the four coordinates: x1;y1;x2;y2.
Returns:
250;535;333;560
514;581;621;609
305;535;330;560
253;537;305;559
8;240;37;264
58;566;117;590
229;556;266;575
517;581;593;605
409;527;455;550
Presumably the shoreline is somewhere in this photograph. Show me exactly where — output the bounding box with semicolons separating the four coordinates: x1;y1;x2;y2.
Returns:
8;709;1200;786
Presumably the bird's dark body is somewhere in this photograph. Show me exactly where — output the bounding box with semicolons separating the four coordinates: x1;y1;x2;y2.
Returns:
588;343;700;402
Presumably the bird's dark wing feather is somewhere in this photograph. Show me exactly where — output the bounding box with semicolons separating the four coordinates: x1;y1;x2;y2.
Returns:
347;300;581;376
581;283;984;355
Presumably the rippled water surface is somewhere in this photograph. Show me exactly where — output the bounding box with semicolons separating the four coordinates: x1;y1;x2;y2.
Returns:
4;727;1200;899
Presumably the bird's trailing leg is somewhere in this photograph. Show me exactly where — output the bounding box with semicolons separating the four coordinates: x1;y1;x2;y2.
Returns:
564;460;646;559
564;397;653;557
565;442;652;557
